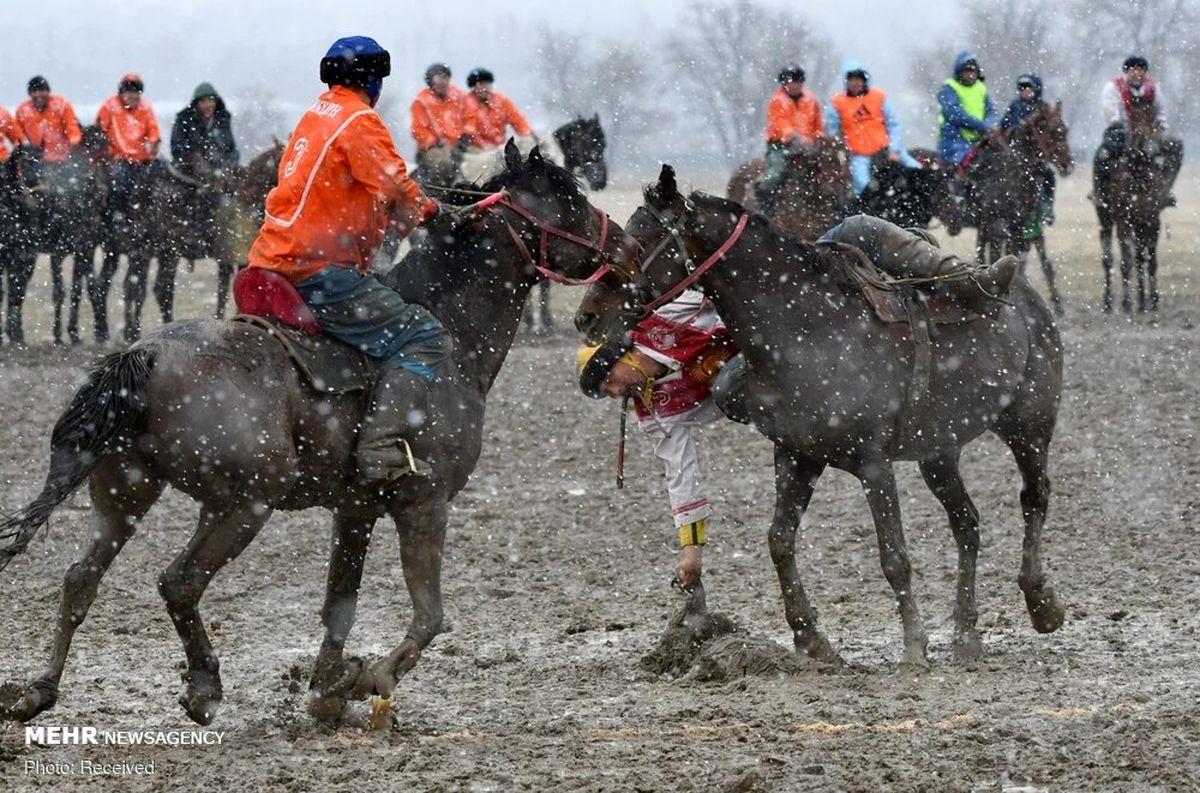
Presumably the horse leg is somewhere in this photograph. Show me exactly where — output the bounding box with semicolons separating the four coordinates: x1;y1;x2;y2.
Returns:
51;255;66;345
918;454;982;661
307;513;377;725
1118;233;1134;314
1135;232;1147;314
68;251;90;344
154;256;179;324
91;249;120;342
1035;236;1064;316
853;458;929;666
5;252;36;346
361;498;448;699
0;457;163;722
215;257;233;319
123;255;149;342
768;446;840;663
1148;231;1160;312
539;280;553;331
158;498;273;725
1099;222;1114;313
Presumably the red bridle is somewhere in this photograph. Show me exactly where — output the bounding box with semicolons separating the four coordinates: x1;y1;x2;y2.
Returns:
640;211;748;313
475;191;614;286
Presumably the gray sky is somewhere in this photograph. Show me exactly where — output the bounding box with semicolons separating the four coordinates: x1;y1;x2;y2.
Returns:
2;0;962;155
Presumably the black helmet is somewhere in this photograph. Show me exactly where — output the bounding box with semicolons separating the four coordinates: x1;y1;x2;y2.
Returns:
320;36;391;88
27;75;50;94
424;62;452;85
466;67;494;87
1123;54;1149;72
846;68;869;83
778;64;805;84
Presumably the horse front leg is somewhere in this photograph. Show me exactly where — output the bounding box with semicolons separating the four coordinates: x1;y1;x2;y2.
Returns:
307;513;377;725
768;446;839;663
50;255;66;344
854;457;929;667
1035;236;1064;316
68;249;93;344
361;498;448;703
919;453;982;661
1148;229;1160;312
1099;222;1114;313
1117;231;1134;314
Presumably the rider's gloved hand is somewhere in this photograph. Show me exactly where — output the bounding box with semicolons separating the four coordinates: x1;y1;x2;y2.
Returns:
419;198;441;225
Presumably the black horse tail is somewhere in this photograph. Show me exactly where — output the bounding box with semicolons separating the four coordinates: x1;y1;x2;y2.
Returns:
0;347;156;573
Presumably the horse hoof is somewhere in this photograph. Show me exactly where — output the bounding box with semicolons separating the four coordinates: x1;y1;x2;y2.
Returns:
0;679;58;722
796;634;844;667
900;644;931;671
953;631;984;663
1027;587;1065;634
178;671;222;725
307;691;349;726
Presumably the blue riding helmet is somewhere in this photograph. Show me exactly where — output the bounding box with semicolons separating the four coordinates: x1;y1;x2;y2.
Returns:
320;35;391;103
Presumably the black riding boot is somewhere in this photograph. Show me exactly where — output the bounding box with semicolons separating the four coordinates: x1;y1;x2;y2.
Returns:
711;353;750;425
356;364;436;487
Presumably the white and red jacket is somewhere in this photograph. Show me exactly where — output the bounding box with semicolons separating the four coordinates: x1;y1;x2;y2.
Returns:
632;290;735;529
1101;76;1167;127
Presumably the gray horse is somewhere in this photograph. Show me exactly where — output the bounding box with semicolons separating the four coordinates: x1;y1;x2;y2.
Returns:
576;166;1065;667
0;143;634;726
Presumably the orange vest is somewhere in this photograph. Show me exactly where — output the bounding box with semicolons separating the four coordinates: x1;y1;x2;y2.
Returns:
765;87;823;144
461;91;532;148
16;96;83;163
95;96;160;162
249;86;431;284
0;107;25;161
831;89;890;156
410;86;465;151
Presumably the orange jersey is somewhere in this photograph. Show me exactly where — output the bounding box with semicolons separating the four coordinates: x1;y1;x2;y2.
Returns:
765;87;823;145
0;107;25;161
16;96;83;163
96;95;160;162
250;86;432;283
831;89;890;155
410;85;465;151
461;91;532;147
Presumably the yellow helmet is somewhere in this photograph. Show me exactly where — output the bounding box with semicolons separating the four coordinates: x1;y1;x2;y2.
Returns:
576;342;630;399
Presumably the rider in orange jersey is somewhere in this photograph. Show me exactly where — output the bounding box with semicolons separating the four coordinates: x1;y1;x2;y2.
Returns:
0;106;26;162
249;36;451;487
410;62;465;185
15;76;82;163
460;67;532;149
756;64;823;212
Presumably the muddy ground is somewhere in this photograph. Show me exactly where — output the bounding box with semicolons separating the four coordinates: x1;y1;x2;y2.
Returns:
0;172;1198;791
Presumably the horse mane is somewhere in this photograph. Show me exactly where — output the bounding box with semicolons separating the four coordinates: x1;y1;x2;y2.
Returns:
480;154;587;212
681;190;826;277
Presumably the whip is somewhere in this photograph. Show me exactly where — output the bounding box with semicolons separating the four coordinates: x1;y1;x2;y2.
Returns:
616;395;629;489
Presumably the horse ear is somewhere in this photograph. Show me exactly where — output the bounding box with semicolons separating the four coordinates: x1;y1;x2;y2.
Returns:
658;164;679;201
504;138;522;171
528;144;545;167
592;113;600;125
1054;99;1063;113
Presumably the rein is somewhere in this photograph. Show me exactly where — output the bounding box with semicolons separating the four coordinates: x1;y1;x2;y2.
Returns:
640;209;749;313
483;192;617;286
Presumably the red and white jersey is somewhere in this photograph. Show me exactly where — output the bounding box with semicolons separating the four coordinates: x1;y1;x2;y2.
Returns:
630;290;732;421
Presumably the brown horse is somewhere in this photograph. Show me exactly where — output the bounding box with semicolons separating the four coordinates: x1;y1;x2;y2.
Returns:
0;143;635;726
970;103;1073;287
727;137;849;240
1095;102;1167;313
577;166;1065;667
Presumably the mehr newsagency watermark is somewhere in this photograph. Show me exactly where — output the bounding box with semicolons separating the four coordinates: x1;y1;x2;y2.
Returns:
22;725;225;776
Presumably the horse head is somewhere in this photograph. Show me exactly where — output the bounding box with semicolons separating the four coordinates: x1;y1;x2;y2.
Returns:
1025;101;1073;175
3;144;48;211
555;114;608;190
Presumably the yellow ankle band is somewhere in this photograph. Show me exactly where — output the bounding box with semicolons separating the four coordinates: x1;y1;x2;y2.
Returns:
679;519;707;547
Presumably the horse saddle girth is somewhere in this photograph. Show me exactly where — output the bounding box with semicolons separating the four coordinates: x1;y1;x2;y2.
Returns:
234;314;375;395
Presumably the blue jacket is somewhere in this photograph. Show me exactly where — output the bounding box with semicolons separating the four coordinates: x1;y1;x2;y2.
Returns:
936;51;998;165
1001;74;1045;130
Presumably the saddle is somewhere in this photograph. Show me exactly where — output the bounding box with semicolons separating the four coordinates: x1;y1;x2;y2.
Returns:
232;268;374;395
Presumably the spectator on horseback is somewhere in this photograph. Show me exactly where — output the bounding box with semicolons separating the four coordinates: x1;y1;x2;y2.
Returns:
576;290;736;592
248;36;450;488
95;73;161;230
14;76;82;164
1094;54;1182;208
755;64;823;213
1002;74;1057;224
171;82;239;265
410;62;465;186
460;67;533;151
0;105;26;162
826;58;922;196
937;52;999;232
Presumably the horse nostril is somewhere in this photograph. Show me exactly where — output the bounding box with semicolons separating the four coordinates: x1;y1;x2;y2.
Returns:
575;312;596;334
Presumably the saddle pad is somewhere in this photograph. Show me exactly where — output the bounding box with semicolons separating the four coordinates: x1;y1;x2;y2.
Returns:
233;314;374;395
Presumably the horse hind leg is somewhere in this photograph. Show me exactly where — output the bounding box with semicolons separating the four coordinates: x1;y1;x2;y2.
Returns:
1035;237;1064;316
158;497;273;725
153;256;179;324
308;513;377;725
215;258;234;319
918;454;982;661
0;456;163;722
5;253;36;345
1099;221;1114;312
68;251;91;344
51;256;66;344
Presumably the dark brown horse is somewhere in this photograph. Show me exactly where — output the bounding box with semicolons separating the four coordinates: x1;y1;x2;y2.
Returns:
0;142;635;726
970;103;1073;289
577;166;1065;667
1095;102;1166;313
727;137;849;240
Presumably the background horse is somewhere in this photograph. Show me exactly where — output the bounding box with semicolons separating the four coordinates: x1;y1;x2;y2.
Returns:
577;165;1065;668
0;143;634;728
0;145;47;345
854;147;949;229
727;137;849;240
40;125;111;344
1095;101;1167;313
